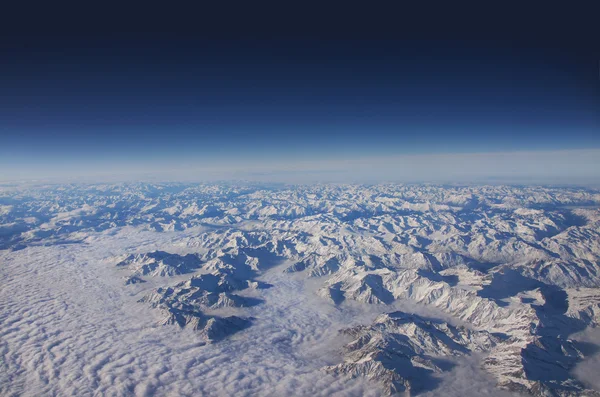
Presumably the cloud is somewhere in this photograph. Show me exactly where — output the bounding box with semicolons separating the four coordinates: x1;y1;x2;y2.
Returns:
2;183;598;397
420;355;520;397
2;149;600;185
0;228;380;397
572;328;600;391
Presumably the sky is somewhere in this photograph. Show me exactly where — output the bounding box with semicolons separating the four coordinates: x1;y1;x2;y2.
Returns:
0;3;599;183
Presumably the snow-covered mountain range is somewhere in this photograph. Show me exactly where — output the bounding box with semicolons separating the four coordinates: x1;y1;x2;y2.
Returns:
1;182;600;396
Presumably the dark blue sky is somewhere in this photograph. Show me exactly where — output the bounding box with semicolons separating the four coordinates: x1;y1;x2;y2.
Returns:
0;2;599;180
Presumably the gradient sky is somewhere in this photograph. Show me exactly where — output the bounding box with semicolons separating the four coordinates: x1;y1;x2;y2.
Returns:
1;3;599;182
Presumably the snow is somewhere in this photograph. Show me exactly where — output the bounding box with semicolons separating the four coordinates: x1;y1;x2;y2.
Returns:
1;182;600;396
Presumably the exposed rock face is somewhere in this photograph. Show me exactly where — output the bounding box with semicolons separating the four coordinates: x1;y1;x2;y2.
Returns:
326;311;499;395
141;269;265;311
158;305;252;341
138;254;270;339
116;250;202;281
